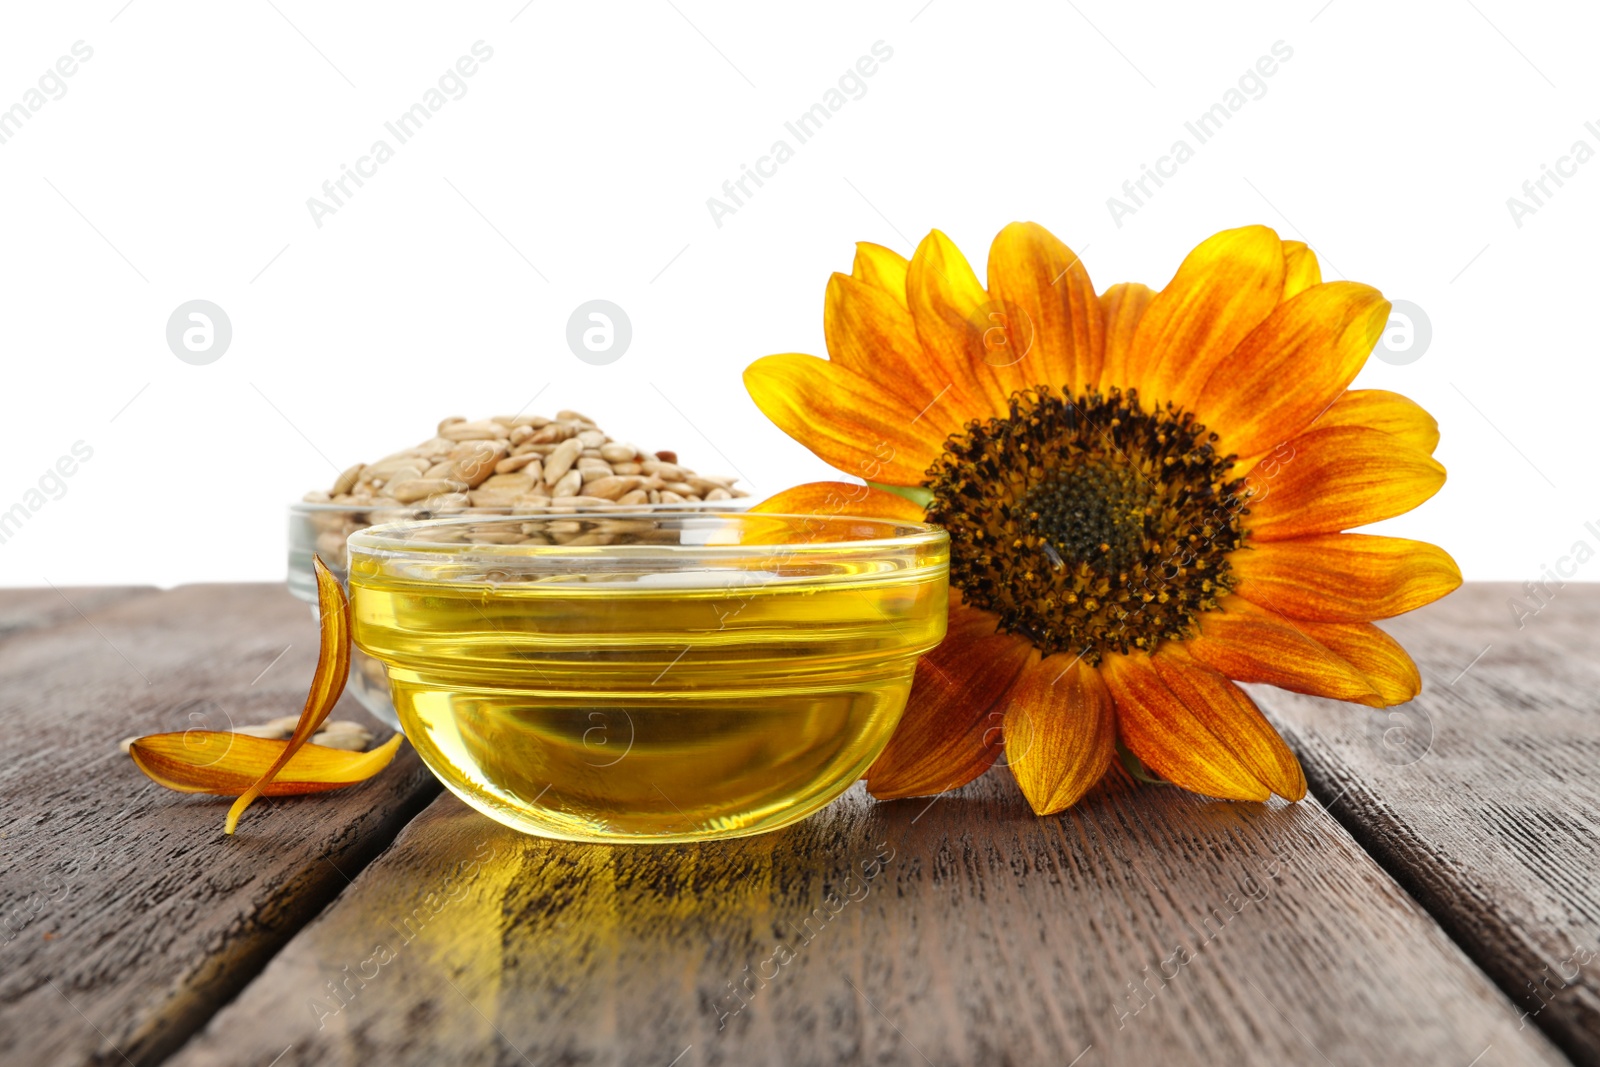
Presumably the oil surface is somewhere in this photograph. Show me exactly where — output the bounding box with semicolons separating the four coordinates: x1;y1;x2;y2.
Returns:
351;568;946;842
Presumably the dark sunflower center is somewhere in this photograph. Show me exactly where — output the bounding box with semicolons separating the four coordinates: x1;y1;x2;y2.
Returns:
924;386;1249;664
1024;459;1154;574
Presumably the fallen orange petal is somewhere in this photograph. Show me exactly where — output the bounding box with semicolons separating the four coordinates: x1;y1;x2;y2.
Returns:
122;556;394;829
225;555;354;833
128;731;404;796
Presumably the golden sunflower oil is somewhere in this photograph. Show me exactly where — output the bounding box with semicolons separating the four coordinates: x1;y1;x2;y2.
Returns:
348;515;948;843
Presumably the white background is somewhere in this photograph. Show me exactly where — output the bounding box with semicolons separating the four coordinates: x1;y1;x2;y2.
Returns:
0;0;1592;587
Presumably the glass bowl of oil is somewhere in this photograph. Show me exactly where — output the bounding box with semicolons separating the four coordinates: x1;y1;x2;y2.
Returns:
346;512;949;843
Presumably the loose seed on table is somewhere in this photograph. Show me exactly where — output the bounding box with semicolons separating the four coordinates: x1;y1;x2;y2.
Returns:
308;731;368;751
231;724;291;739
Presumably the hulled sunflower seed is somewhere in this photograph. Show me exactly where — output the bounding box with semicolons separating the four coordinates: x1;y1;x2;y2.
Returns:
543;438;583;485
494;453;539;474
306;410;750;546
582;475;643;501
552;469;583;497
332;464;364;496
310;730;369;751
232;724;292;739
387;478;469;503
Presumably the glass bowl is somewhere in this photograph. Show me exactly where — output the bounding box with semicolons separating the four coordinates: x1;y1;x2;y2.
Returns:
287;499;743;726
346;512;950;843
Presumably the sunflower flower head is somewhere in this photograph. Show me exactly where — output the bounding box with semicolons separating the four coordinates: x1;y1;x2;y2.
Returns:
745;223;1460;815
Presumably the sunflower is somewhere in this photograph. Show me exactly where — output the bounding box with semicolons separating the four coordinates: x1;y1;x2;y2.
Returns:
744;223;1460;814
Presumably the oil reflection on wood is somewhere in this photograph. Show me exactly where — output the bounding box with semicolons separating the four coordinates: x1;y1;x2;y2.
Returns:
168;767;1560;1067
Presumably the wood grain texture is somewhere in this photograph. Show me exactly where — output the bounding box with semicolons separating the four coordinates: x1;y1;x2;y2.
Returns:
168;772;1561;1066
0;585;156;638
1254;582;1600;1064
0;584;440;1067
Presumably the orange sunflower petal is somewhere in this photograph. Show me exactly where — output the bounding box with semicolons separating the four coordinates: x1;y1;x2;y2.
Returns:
743;353;945;485
128;731;404;796
907;229;1021;419
1244;425;1447;541
1186;597;1385;706
1293;619;1422;706
1100;652;1272;802
852;241;909;305
1230;534;1462;622
1149;647;1306;800
1001;655;1116;815
225;555;354;833
751;481;924;521
1098;282;1155;391
1281;240;1322;300
1130;225;1287;407
865;595;1033;800
985;221;1103;396
1194;282;1390;460
824;272;981;428
1308;388;1440;455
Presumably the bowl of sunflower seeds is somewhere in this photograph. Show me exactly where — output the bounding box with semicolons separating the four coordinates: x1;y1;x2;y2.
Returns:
288;410;750;724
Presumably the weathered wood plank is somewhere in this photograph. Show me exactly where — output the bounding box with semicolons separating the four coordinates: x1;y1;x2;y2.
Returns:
1254;582;1600;1064
0;585;157;639
0;583;440;1067
168;769;1560;1065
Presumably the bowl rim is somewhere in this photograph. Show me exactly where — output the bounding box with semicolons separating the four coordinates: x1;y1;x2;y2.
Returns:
345;510;949;572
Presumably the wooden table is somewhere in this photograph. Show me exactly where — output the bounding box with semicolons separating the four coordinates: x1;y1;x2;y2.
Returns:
2;583;1594;1066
